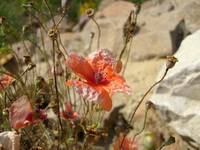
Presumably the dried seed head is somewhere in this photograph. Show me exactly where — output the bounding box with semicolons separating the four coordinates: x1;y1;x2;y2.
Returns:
23;55;32;65
165;136;175;145
166;56;178;69
86;8;94;18
145;101;155;109
48;27;58;39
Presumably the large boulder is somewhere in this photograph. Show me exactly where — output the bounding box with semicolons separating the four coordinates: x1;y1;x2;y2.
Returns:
151;29;200;148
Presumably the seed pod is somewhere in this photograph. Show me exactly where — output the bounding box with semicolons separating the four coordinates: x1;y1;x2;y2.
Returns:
166;56;178;69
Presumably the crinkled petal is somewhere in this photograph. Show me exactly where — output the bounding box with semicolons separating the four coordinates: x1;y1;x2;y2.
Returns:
103;74;131;95
9;95;33;130
66;80;112;111
87;49;116;72
66;52;95;82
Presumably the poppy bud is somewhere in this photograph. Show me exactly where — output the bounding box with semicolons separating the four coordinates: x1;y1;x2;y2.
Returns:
115;60;123;73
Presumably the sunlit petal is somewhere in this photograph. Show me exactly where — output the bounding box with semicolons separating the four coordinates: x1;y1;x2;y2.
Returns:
104;74;131;95
66;52;95;82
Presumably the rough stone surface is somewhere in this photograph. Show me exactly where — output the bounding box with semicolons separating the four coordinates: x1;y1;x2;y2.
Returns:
180;0;200;33
0;131;20;150
80;1;135;56
131;31;172;60
151;29;200;147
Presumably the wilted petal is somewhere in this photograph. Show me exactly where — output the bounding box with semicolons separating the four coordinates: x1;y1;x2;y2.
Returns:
66;52;95;82
9;96;33;130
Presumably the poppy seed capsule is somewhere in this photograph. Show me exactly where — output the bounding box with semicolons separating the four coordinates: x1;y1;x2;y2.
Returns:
86;8;94;17
166;56;178;69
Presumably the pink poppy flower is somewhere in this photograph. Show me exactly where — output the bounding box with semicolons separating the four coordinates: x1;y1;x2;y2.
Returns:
9;95;47;130
60;102;78;121
66;49;130;111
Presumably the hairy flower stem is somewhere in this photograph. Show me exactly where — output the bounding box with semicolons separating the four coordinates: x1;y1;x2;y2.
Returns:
120;68;169;149
43;0;56;26
91;17;101;49
118;39;128;62
122;38;133;75
52;40;65;150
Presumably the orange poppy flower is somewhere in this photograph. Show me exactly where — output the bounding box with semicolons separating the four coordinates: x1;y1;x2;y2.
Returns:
9;95;47;130
113;136;138;150
60;102;78;121
0;75;13;92
66;49;130;111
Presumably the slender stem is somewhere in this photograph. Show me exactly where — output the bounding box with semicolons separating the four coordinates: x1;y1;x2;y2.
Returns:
91;17;101;49
118;39;128;61
129;68;169;123
132;105;149;140
122;37;133;75
43;0;56;26
158;144;165;150
52;39;63;150
120;68;169;149
58;32;69;57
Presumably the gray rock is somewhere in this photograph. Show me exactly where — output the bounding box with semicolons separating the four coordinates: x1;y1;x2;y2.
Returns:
0;131;20;150
151;29;200;147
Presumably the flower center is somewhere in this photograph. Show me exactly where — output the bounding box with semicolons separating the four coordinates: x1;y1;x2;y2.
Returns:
94;72;108;84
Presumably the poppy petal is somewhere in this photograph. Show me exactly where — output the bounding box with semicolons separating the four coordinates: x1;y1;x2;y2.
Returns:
87;49;116;72
60;102;78;120
66;80;100;102
66;52;95;82
66;80;112;111
103;74;131;95
9;95;33;130
93;85;112;111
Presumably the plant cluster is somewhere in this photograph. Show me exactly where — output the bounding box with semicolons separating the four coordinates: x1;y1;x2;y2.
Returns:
0;0;177;150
